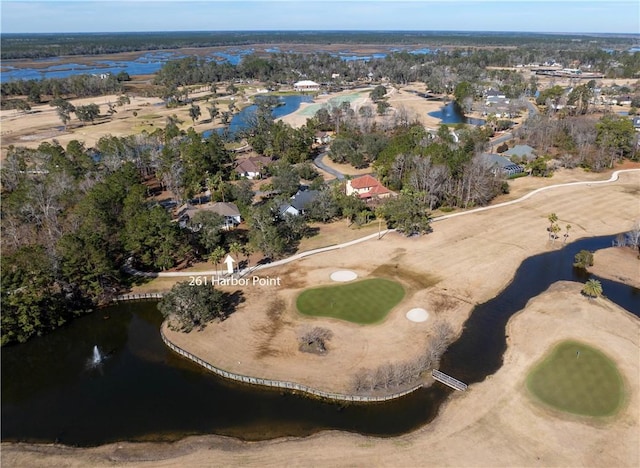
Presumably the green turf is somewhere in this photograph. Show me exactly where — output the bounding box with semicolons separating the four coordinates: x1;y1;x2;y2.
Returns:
526;340;624;417
296;278;405;324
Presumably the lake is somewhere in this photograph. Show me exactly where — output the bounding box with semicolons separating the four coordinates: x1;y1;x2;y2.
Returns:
2;235;637;446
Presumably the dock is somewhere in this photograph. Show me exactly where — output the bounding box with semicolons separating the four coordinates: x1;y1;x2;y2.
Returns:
432;369;468;391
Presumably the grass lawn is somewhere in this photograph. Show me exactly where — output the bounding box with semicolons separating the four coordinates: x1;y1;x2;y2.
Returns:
526;340;624;417
296;278;405;324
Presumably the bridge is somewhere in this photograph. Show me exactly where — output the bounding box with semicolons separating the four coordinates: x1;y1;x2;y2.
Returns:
432;369;468;391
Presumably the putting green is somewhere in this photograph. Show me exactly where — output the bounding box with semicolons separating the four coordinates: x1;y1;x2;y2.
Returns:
296;278;405;324
526;340;624;417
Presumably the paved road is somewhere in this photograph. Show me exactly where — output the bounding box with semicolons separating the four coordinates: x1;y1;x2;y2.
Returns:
130;169;639;278
313;150;345;180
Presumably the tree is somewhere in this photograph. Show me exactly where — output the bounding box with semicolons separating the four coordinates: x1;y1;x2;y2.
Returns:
376;100;390;116
582;279;603;299
547;213;558;241
271;162;300;197
573;250;594;269
158;281;227;332
453;81;474;106
188;210;224;254
75;103;100;124
107;102;117;118
50;98;75;128
298;327;333;354
189;103;201;124
116;95;130;108
207;103;219;122
563;224;571;244
229;242;243;272
379;191;432;236
595;115;635;167
567;84;593;115
209;245;226;271
369;85;387;102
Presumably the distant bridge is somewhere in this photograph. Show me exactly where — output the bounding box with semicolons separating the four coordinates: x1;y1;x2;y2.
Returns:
432;369;468;391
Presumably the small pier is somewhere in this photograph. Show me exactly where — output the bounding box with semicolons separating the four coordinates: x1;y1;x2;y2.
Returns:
432;369;468;391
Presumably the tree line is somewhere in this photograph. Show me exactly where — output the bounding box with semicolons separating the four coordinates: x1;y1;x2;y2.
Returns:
5;31;635;60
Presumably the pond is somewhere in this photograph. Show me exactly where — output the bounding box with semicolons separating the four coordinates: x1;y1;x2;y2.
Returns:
428;101;486;126
202;94;313;139
2;235;638;446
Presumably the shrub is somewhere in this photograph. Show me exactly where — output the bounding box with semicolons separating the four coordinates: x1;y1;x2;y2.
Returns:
573;250;594;269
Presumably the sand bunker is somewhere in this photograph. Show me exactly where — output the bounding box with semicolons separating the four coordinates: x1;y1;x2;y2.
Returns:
406;308;429;322
330;270;358;282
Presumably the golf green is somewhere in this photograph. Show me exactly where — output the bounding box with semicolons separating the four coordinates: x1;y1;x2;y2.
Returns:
526;340;624;417
296;278;405;324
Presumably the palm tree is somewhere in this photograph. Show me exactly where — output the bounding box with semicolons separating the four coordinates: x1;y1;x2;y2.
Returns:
582;279;603;299
551;223;561;244
209;246;226;273
563;224;571;244
229;242;243;273
242;244;254;268
547;213;558;240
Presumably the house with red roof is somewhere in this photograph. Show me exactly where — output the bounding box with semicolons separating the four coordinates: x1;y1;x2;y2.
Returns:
345;175;393;201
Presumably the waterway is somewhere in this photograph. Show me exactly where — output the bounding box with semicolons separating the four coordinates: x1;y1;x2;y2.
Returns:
2;235;638;446
1;47;437;83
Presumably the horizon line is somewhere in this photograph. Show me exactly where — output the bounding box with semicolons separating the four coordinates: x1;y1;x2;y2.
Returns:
3;29;640;36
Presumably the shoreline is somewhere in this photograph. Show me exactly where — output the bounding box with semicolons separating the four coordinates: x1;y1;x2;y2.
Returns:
3;280;637;467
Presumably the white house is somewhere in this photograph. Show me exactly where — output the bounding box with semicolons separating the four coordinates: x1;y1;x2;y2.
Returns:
293;80;320;91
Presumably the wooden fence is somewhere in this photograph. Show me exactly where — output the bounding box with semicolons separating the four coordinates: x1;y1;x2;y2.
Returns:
160;329;423;403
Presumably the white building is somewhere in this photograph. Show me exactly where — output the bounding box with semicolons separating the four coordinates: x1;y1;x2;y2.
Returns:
293;80;320;91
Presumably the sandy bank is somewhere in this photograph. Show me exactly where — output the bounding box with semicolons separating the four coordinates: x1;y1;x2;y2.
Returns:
590;246;640;289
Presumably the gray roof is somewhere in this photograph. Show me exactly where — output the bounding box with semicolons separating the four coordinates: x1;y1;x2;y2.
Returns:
290;189;320;211
481;153;515;169
504;145;536;160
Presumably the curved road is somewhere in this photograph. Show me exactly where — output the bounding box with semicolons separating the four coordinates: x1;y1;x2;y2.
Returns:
130;169;639;278
313;149;345;180
490;99;539;146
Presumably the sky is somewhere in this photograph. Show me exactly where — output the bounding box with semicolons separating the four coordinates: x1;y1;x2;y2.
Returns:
1;1;639;35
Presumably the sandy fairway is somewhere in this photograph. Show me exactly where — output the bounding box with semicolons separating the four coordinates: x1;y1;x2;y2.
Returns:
4;281;637;468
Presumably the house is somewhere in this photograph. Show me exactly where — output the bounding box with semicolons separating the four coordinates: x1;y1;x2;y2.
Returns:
180;202;242;230
293;80;320;91
346;175;392;201
290;189;319;213
234;156;272;179
503;145;537;162
481;153;524;177
314;131;332;145
278;188;320;216
278;203;300;217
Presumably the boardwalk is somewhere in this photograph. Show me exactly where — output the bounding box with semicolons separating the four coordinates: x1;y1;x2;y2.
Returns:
432;369;468;391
